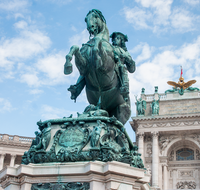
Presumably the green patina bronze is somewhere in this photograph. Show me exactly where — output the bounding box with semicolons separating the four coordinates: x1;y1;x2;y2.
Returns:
165;87;178;94
141;88;145;94
165;86;199;95
21;107;143;168
151;96;160;116
21;9;144;169
31;182;89;190
64;9;135;125
135;95;146;116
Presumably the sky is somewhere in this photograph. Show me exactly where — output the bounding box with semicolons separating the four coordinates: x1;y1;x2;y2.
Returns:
0;0;200;141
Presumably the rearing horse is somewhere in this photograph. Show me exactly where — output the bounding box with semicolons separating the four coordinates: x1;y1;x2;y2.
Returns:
64;9;131;125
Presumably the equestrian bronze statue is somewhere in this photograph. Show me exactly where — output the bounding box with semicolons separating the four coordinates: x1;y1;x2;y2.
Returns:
64;9;135;125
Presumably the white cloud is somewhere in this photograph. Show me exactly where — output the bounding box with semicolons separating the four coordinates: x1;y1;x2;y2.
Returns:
184;0;200;5
69;29;89;46
170;9;195;32
136;0;172;26
36;53;65;82
130;43;153;63
122;6;152;29
21;73;40;87
0;0;29;11
0;98;13;112
14;13;24;19
129;36;200;99
14;20;28;29
47;0;72;5
176;36;200;61
29;89;43;95
0;22;51;69
122;1;199;33
40;105;76;120
14;28;89;88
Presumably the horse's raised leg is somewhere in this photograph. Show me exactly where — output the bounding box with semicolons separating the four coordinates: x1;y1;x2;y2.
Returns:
64;45;79;75
64;45;87;75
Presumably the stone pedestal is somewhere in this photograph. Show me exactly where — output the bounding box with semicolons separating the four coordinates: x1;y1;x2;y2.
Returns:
0;161;150;190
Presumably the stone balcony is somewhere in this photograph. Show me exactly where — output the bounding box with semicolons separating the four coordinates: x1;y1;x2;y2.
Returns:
0;134;34;171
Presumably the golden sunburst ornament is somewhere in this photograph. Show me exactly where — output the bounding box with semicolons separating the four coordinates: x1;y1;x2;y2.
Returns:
167;67;196;95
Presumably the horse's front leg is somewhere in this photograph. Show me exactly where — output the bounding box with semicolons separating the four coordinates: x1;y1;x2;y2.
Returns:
92;37;107;69
64;45;79;75
64;45;87;75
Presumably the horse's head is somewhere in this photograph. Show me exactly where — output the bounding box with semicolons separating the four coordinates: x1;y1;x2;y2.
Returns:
85;9;106;37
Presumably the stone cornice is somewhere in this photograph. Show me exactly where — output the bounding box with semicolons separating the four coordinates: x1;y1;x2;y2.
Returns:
131;113;200;122
130;114;200;132
0;141;31;149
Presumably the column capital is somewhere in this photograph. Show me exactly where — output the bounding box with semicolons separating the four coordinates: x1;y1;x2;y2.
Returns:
137;132;144;138
11;154;17;158
151;131;159;138
162;163;168;167
0;153;6;158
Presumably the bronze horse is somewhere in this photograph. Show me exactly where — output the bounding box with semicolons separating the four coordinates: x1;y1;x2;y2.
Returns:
64;9;132;125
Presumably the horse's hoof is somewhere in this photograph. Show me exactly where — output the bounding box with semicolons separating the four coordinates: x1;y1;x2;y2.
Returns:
64;62;73;75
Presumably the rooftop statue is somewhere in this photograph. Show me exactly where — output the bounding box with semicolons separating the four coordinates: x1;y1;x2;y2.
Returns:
151;96;160;116
64;9;135;125
135;95;146;116
167;67;196;95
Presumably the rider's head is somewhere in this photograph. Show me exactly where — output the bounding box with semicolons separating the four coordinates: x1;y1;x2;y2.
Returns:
110;32;128;51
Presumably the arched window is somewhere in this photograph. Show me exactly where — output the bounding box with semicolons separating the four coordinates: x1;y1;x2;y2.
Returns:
176;148;194;161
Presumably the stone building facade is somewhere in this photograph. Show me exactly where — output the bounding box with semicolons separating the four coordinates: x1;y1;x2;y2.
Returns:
130;88;200;190
0;134;33;190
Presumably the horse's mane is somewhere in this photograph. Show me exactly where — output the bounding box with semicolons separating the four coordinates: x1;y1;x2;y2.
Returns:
85;9;106;24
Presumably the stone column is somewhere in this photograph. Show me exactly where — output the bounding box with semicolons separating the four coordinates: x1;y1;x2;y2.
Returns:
10;154;16;167
0;154;6;171
20;183;32;190
172;169;177;189
163;163;168;190
151;131;159;188
137;132;144;161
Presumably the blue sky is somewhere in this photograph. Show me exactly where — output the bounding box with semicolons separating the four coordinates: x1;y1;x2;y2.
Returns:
0;0;200;141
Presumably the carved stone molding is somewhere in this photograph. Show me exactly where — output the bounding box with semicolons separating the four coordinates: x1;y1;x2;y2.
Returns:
196;149;200;160
0;176;20;189
169;163;200;167
159;135;178;153
188;134;200;144
169;150;174;161
176;181;196;189
179;170;193;177
145;165;151;175
138;120;200;128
